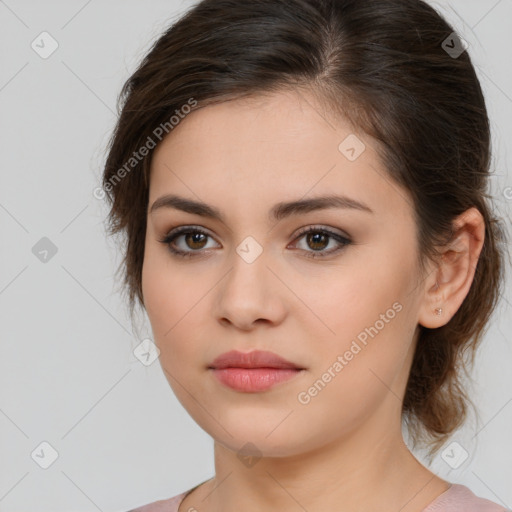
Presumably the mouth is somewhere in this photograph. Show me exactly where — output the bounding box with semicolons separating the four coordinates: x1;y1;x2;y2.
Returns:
208;350;305;392
209;349;303;370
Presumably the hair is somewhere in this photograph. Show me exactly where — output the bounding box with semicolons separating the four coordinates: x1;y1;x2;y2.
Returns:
101;0;508;458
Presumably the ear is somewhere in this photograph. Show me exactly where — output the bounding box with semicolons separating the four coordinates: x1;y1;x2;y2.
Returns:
418;207;485;329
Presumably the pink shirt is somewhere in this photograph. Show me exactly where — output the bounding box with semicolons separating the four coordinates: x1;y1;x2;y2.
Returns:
128;483;510;512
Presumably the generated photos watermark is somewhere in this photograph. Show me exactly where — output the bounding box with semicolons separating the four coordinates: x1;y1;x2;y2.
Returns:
297;301;403;405
93;97;198;200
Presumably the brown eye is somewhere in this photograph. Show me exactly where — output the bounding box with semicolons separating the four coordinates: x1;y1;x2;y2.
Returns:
158;225;352;260
158;226;218;258
305;231;330;251
291;226;352;259
183;232;208;250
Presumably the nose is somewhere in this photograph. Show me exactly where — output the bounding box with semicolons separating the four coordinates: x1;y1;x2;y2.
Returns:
213;247;287;331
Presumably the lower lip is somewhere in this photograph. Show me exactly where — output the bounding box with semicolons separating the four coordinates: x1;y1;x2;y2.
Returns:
210;368;303;392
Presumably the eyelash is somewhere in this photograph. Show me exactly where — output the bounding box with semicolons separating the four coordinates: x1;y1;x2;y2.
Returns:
158;225;352;260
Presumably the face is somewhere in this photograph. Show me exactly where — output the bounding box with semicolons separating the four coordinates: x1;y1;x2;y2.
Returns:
142;89;427;458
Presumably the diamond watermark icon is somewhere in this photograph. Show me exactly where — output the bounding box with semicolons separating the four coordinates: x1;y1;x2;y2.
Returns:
134;338;160;366
31;31;59;59
338;134;366;161
236;236;263;264
441;441;469;469
32;237;58;263
442;32;468;59
237;442;262;468
31;441;59;469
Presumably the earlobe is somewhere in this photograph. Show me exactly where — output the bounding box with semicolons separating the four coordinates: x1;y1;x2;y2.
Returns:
417;207;485;329
418;274;447;329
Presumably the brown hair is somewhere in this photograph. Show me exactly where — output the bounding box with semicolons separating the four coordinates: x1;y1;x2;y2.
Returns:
101;0;508;457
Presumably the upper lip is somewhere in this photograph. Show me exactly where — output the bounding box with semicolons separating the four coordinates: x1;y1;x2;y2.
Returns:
209;350;303;370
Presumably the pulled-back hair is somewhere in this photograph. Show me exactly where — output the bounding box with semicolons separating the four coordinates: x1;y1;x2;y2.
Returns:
102;0;508;457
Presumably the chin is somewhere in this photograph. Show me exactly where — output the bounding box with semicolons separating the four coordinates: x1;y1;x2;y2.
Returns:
216;434;310;459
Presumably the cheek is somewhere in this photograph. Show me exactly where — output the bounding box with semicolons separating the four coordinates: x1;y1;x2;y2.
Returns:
292;271;415;435
142;244;182;343
141;246;212;364
299;260;410;340
298;248;418;392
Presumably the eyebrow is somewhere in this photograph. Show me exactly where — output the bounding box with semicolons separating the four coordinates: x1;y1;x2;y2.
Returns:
149;193;374;222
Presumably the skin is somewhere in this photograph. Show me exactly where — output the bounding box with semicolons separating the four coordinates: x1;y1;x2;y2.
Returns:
141;88;485;512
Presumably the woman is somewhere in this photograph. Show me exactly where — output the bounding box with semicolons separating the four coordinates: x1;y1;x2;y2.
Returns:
102;0;509;510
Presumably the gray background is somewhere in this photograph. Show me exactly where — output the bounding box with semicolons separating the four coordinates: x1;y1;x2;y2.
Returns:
0;1;511;511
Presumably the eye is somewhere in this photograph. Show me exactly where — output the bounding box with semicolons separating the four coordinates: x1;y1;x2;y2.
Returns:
158;225;352;259
289;226;352;259
158;226;219;259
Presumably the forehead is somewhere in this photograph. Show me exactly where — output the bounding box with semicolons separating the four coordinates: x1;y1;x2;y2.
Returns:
148;89;414;223
152;89;344;165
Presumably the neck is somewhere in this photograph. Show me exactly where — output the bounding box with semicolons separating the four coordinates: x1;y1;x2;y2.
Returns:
186;416;448;512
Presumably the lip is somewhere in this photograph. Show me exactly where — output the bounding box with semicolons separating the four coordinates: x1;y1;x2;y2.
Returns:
209;350;302;370
208;350;305;393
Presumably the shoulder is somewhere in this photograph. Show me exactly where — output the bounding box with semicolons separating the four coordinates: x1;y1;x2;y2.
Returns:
125;483;510;512
424;484;510;512
126;490;187;512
